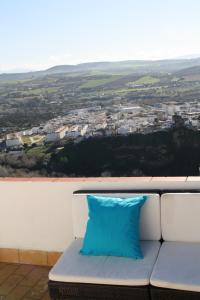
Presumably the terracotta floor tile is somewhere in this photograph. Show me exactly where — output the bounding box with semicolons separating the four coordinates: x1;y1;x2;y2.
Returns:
35;278;48;289
20;267;49;288
40;292;51;300
0;264;20;283
34;283;48;294
0;274;24;295
14;264;35;276
22;286;48;300
0;263;50;300
21;276;49;299
7;285;30;300
32;266;50;275
0;263;9;270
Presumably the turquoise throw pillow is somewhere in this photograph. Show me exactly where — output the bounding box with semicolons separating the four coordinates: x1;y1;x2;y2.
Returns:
80;194;147;259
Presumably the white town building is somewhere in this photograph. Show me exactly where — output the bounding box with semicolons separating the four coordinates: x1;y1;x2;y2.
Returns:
46;126;68;142
6;133;23;148
80;125;88;136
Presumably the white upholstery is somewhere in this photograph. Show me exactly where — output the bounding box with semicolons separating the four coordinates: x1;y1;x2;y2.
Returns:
72;193;161;240
161;193;200;242
151;241;200;292
49;239;160;286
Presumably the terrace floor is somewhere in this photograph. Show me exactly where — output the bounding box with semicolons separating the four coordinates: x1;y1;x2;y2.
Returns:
0;262;51;300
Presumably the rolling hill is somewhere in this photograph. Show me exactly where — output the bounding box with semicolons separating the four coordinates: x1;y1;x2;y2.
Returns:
175;65;200;81
1;57;200;82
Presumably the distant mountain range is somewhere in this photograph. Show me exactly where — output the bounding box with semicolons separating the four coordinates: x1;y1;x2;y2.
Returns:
1;57;200;82
175;54;200;59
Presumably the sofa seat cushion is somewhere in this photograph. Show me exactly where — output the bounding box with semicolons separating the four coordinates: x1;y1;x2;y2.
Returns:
151;241;200;292
49;239;160;286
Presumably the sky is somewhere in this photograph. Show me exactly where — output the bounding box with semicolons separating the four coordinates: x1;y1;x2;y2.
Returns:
1;0;200;72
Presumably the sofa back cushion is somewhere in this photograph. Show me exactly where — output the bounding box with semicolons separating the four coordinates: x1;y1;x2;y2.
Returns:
161;193;200;242
73;193;161;241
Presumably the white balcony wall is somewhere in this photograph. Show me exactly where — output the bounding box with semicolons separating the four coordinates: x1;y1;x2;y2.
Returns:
0;178;199;251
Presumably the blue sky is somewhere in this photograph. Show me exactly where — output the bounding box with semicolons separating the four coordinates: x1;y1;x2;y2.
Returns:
1;0;200;72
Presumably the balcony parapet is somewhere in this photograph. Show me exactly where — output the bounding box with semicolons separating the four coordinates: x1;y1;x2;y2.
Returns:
0;176;193;182
0;176;199;266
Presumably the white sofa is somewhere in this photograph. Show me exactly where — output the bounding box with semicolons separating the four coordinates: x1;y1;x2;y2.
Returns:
48;192;200;300
151;193;200;299
49;193;161;300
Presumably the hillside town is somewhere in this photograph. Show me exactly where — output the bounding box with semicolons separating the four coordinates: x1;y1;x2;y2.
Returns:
1;100;200;154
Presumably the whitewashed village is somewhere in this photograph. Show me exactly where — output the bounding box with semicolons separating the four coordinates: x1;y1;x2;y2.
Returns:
2;100;200;154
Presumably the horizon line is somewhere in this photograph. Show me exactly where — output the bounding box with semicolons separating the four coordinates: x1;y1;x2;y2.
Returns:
1;55;200;75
